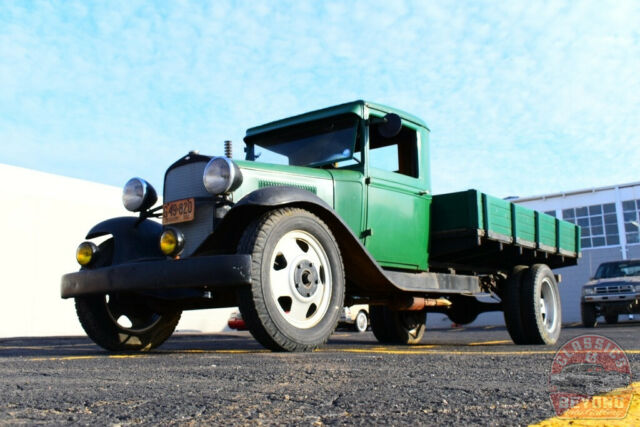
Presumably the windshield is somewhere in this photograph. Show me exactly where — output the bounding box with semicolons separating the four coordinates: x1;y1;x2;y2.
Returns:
595;260;640;278
246;115;359;167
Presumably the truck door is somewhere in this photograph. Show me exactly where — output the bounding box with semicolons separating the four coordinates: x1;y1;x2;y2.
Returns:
364;119;430;271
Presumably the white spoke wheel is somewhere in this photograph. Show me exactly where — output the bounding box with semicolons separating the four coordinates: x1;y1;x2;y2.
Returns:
237;208;345;352
520;264;562;345
354;310;368;333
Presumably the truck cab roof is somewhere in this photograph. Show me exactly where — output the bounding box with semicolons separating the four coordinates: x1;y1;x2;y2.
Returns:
244;100;429;142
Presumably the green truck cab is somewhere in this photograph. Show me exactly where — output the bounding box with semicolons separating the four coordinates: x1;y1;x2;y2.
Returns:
61;100;580;352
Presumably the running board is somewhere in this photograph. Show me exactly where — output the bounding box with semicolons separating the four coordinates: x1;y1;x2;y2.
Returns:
383;270;481;294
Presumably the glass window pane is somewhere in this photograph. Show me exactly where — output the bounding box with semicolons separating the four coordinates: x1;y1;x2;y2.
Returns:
591;226;603;236
605;214;617;224
581;227;590;237
636;200;640;209
627;233;639;244
545;210;556;217
576;207;588;217
625;222;639;232
590;216;603;226
624;211;637;221
581;238;592;248
623;200;636;211
605;224;618;235
603;203;616;213
589;205;602;215
562;209;574;219
606;235;620;246
578;218;589;227
592;237;605;247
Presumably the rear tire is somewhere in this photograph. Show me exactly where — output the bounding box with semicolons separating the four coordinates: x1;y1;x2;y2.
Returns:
370;306;426;344
581;303;597;327
605;313;618;324
520;264;562;345
502;266;529;344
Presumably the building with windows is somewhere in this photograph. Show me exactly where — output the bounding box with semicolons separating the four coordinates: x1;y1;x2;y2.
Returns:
512;181;640;324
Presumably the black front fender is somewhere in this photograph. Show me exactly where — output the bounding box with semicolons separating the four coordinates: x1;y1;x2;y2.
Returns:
86;217;163;264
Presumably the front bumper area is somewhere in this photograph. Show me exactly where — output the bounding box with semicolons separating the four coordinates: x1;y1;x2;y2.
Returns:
583;293;639;303
61;254;252;299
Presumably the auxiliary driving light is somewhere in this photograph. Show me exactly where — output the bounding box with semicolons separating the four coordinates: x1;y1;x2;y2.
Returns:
160;228;185;257
76;241;97;266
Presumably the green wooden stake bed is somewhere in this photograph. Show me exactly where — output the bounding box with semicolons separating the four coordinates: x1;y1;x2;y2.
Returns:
61;101;580;352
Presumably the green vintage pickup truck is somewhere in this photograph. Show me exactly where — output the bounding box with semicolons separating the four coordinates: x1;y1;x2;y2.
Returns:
61;100;580;352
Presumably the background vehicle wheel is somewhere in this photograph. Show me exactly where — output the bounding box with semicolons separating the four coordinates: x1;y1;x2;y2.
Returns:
354;310;368;333
236;208;345;352
370;305;426;344
605;313;618;324
75;294;181;351
502;266;529;344
581;303;597;327
520;264;562;345
74;238;181;351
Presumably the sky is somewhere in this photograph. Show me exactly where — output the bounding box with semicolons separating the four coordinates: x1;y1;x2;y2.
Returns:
1;0;639;198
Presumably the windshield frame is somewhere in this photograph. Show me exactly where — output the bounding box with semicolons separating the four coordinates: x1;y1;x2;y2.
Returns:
244;114;361;168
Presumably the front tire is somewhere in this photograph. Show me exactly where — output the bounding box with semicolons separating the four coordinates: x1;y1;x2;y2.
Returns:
581;303;597;327
520;264;562;345
370;306;426;344
236;208;345;352
74;238;181;351
75;294;181;351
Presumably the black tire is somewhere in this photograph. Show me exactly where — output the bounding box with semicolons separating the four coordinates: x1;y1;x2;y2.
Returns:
74;239;181;352
354;310;368;333
370;305;427;344
581;303;597;328
605;313;618;324
503;266;529;344
236;207;345;352
520;264;562;345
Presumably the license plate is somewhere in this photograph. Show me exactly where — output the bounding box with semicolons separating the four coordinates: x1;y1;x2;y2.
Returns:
163;198;195;225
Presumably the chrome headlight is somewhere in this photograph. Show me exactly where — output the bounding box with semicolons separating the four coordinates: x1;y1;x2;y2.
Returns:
203;157;243;195
582;287;595;296
634;284;640;293
122;178;157;212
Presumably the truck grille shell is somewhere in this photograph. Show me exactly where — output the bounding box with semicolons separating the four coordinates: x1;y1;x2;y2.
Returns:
595;283;634;294
164;160;213;257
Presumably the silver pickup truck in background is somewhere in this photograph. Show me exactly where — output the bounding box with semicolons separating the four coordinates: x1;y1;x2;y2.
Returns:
581;259;640;326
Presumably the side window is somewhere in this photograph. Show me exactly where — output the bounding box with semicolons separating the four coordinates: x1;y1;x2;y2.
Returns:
369;124;419;178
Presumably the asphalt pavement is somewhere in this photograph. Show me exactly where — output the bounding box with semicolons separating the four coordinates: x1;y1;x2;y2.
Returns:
1;323;639;425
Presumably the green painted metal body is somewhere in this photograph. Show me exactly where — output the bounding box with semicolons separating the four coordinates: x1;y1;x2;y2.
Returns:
430;189;580;258
233;100;579;273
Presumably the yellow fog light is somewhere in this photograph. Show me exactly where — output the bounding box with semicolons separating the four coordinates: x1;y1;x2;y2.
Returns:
160;228;184;257
76;242;97;266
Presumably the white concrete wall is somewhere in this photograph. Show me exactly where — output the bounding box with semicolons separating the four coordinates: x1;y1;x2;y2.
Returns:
0;164;233;338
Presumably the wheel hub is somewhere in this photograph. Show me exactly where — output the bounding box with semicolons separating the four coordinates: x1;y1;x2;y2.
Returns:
293;260;319;298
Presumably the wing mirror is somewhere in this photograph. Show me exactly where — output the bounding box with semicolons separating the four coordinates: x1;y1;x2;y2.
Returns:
370;113;402;138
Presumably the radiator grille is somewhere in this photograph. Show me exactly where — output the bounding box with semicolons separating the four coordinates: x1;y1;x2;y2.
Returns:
595;284;634;294
164;161;213;257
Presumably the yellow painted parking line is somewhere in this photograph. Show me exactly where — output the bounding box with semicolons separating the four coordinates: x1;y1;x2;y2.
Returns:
531;382;640;426
483;326;497;330
569;322;581;327
449;327;466;332
468;340;511;346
